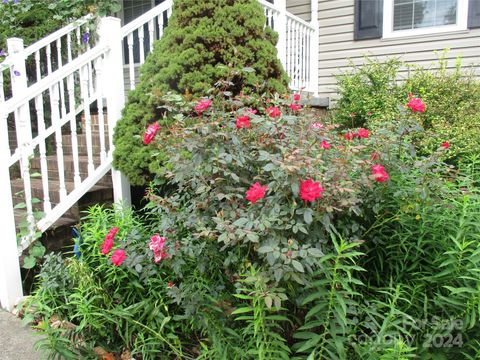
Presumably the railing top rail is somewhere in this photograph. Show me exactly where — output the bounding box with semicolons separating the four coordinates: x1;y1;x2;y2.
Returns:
285;12;316;30
2;43;109;114
258;0;279;12
121;0;173;37
23;14;93;57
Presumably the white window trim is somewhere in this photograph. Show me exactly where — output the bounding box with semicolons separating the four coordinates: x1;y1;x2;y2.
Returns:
383;0;469;39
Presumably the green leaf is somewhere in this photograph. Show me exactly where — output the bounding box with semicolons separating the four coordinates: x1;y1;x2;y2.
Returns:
303;208;313;224
30;245;45;258
263;163;276;172
292;260;304;273
264;296;273;309
307;248;323;257
258;245;274;253
231;307;253;315
22;256;36;269
246;233;259;242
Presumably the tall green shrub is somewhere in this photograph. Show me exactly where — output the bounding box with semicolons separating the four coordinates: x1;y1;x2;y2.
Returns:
333;54;480;165
113;0;289;186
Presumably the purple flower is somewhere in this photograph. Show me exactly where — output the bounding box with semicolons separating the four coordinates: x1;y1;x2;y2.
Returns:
13;70;20;77
82;32;90;44
14;0;19;3
2;0;8;4
0;50;6;57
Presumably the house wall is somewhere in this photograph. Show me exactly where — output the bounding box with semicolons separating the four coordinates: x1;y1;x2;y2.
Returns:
287;0;311;22
287;0;480;101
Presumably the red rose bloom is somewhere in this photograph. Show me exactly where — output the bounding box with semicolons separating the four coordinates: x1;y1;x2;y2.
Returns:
372;164;390;183
344;132;355;141
111;249;126;266
441;141;450;149
143;123;161;145
266;106;281;118
357;128;369;138
320;140;331;149
167;282;175;288
246;182;268;203
289;103;302;112
407;96;426;113
299;179;324;202
293;93;301;102
195;99;212;114
236;116;250;129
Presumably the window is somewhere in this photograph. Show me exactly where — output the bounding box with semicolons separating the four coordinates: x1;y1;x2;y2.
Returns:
383;0;469;38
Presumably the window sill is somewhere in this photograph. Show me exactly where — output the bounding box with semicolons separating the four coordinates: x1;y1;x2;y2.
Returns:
381;28;470;42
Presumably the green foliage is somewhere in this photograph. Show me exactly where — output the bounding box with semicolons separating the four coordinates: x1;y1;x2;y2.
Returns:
333;54;480;164
113;0;289;186
334;57;403;127
0;0;120;51
27;90;480;358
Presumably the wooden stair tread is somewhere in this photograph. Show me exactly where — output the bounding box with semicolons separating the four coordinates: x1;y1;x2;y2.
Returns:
11;178;111;193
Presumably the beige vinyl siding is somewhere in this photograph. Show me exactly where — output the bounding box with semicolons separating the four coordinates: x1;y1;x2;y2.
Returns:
317;0;480;101
287;0;311;22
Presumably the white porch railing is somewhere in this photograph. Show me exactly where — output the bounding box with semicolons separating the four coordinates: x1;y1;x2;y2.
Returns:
0;0;319;311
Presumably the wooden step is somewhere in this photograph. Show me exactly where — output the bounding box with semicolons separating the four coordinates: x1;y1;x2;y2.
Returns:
11;178;112;207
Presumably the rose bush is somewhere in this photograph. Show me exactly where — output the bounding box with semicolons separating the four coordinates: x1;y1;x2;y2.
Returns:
26;89;480;359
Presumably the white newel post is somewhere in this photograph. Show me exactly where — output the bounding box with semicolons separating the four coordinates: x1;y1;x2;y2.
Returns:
7;38;33;163
275;0;287;69
99;17;131;207
310;0;319;96
0;108;24;311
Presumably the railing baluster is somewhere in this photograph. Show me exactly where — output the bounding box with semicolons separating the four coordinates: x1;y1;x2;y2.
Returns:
34;94;51;213
158;14;165;39
46;44;52;75
139;26;145;64
148;19;154;55
80;64;95;176
51;82;67;200
56;39;68;121
35;51;41;83
0;71;4;102
67;72;81;186
127;33;135;90
67;31;73;63
95;57;107;163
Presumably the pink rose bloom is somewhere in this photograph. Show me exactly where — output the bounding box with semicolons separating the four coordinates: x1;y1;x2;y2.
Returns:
143;123;161;145
441;141;450;149
149;234;166;252
236;116;250;129
293;93;301;102
372;164;390;183
266;106;281;118
311;122;324;130
195;99;212;114
407;96;426;113
357;128;369;138
111;249;126;266
320;140;331;149
299;179;324;202
246;182;268;203
154;250;171;263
